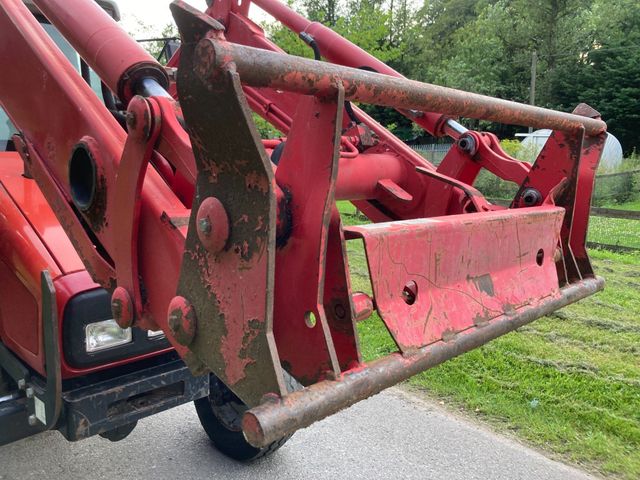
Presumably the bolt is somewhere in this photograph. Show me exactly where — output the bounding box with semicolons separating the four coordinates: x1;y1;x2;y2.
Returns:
457;135;477;155
25;387;34;399
17;379;26;390
402;281;418;305
167;296;197;346
111;287;135;328
198;217;212;235
28;415;38;426
196;197;229;254
521;188;542;207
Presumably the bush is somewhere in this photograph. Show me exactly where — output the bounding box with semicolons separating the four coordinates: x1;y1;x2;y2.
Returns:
499;139;522;158
252;113;281;139
473;170;519;201
472;139;530;201
592;154;640;206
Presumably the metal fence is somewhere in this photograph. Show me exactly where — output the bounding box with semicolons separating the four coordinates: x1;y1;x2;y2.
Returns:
592;168;640;207
410;146;639;253
588;169;640;252
410;143;453;166
487;170;640;252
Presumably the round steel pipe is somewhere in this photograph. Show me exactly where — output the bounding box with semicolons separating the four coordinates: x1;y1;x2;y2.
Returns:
198;39;606;136
242;277;604;447
251;0;452;138
335;153;407;201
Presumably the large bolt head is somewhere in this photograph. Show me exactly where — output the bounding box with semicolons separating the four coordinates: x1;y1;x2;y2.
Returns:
195;197;229;254
457;134;477;155
521;188;542;207
111;287;135;328
167;296;197;346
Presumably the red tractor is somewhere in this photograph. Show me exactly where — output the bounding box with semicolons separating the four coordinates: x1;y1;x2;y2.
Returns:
0;0;605;461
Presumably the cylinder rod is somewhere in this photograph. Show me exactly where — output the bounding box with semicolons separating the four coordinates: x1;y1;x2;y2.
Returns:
242;277;604;447
251;0;455;137
199;39;606;135
33;0;168;103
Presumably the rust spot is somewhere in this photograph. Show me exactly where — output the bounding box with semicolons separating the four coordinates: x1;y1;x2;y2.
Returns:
160;212;190;229
83;172;108;233
220;317;261;385
503;303;517;316
245;170;269;193
469;273;495;296
473;311;491;327
441;329;457;342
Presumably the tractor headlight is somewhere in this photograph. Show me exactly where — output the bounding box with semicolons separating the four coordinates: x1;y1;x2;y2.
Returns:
64;288;170;368
85;319;132;352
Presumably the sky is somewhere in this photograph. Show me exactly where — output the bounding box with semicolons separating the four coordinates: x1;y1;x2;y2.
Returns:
118;1;270;36
119;0;205;35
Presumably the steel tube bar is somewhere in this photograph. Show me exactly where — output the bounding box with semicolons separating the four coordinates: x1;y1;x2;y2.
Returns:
242;276;605;447
250;0;452;137
252;0;467;139
335;153;407;201
200;40;606;135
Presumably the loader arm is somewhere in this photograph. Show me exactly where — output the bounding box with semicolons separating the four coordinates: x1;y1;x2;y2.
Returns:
0;0;605;446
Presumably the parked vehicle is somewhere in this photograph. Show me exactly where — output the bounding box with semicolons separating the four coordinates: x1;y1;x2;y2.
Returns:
0;0;606;461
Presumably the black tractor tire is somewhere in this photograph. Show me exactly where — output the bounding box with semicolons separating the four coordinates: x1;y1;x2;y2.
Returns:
195;373;300;462
270;141;286;166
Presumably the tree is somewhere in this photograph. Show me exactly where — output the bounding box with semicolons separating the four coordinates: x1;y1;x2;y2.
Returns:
551;0;640;154
405;0;491;82
302;0;341;25
263;0;417;138
128;20;179;64
406;0;600;136
260;0;639;150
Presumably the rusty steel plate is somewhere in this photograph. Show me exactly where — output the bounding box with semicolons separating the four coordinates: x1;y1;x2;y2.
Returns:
346;206;565;352
172;3;285;406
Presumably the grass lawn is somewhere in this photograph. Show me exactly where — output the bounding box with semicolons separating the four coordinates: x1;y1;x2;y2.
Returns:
589;199;640;249
588;217;640;249
604;199;640;211
339;202;640;479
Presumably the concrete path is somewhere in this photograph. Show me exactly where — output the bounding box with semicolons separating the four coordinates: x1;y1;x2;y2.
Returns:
0;388;595;480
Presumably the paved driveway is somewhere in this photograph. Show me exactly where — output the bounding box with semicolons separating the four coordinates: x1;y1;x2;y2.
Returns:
0;388;595;480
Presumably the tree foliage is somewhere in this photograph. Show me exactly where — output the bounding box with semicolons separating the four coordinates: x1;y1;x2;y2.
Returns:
259;0;638;151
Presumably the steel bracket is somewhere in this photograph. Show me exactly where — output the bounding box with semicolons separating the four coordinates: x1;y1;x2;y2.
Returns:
171;1;285;406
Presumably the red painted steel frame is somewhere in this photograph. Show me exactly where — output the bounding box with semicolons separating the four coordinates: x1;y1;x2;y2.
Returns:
0;0;191;358
0;0;606;441
0;154;172;379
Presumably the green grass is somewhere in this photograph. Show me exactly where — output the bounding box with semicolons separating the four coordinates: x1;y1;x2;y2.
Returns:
604;199;640;211
588;217;640;249
338;201;640;479
588;199;640;249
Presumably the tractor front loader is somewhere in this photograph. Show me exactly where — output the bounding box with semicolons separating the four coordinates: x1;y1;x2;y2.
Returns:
0;0;605;460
